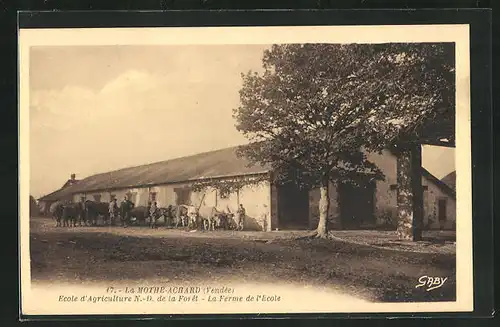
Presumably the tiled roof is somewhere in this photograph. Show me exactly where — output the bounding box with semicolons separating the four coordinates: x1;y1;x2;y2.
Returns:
422;168;456;199
61;179;80;189
38;146;270;201
38;145;454;202
440;171;456;191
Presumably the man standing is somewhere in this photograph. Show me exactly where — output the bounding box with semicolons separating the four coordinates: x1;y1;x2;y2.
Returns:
236;204;246;231
108;198;118;226
79;197;87;226
120;196;133;227
149;201;158;228
149;201;158;219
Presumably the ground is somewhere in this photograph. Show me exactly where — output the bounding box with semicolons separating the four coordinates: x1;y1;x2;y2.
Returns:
29;217;456;303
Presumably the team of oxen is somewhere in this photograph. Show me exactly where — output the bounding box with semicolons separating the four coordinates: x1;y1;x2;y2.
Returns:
49;200;242;231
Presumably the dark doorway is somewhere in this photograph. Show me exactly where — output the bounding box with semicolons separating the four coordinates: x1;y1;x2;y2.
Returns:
126;192;137;204
149;192;157;203
438;198;447;222
277;183;309;230
338;180;376;229
174;187;192;205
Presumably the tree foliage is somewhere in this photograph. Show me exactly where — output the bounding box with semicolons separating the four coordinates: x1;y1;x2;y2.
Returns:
233;43;455;189
190;175;269;195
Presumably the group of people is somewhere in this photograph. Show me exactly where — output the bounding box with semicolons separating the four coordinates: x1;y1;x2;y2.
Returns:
106;195;247;230
107;196;134;227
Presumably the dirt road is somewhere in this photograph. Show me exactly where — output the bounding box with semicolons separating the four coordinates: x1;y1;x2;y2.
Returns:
29;218;456;302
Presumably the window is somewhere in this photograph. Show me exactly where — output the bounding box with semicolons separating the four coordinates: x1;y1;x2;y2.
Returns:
126;192;137;203
149;192;157;202
93;194;101;202
174;188;192;205
438;198;447;221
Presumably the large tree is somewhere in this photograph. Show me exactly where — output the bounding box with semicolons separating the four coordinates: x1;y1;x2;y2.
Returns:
233;43;455;240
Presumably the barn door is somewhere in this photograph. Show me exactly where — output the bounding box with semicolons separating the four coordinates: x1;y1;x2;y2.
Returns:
126;192;137;204
339;180;376;229
277;182;309;230
438;198;447;222
174;187;192;205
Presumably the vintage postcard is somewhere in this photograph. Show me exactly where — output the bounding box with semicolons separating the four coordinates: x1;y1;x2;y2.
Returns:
19;24;472;316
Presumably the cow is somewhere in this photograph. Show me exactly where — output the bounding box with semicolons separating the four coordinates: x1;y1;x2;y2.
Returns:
223;206;239;230
186;205;199;229
172;205;189;228
214;207;236;230
149;207;171;229
84;200;110;226
128;206;150;226
197;206;231;231
49;201;64;227
162;205;176;227
61;202;85;227
75;201;87;227
119;199;135;227
218;208;236;230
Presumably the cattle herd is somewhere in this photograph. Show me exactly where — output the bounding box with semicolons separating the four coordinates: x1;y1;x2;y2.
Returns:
48;200;243;231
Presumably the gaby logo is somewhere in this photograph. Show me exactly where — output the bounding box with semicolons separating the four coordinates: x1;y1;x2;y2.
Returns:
416;276;448;291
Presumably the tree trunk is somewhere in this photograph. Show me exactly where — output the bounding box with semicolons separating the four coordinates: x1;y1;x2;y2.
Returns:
316;177;330;238
396;144;423;241
411;145;424;241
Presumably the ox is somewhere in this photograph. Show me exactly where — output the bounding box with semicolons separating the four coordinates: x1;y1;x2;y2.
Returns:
119;199;135;227
84;200;110;226
172;205;190;228
128;206;150;226
49;201;65;227
62;202;85;227
186;205;199;229
149;207;172;229
219;208;236;230
223;207;239;230
162;205;177;227
197;206;234;231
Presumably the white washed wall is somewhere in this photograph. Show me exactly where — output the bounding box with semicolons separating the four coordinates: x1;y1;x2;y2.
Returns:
307;150;455;231
422;176;456;230
238;181;272;231
365;150;398;225
69;176;272;231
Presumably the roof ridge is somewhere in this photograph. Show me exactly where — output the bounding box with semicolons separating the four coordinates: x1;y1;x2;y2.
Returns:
38;144;262;200
81;144;247;181
421;167;456;198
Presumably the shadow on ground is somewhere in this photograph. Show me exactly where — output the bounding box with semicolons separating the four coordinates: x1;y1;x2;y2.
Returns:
29;218;456;303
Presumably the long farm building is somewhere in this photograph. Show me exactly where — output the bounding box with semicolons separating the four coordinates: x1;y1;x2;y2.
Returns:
38;146;456;231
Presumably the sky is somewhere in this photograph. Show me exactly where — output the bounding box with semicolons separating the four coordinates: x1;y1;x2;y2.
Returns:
29;45;455;199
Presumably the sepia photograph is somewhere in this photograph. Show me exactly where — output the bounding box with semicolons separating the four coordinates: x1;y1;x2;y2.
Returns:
19;25;472;315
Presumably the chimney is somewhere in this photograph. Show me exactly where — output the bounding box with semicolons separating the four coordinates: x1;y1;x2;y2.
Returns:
70;173;76;181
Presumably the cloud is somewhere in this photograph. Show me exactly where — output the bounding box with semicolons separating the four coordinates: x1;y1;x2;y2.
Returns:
31;70;162;130
101;70;156;93
29;69;249;198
